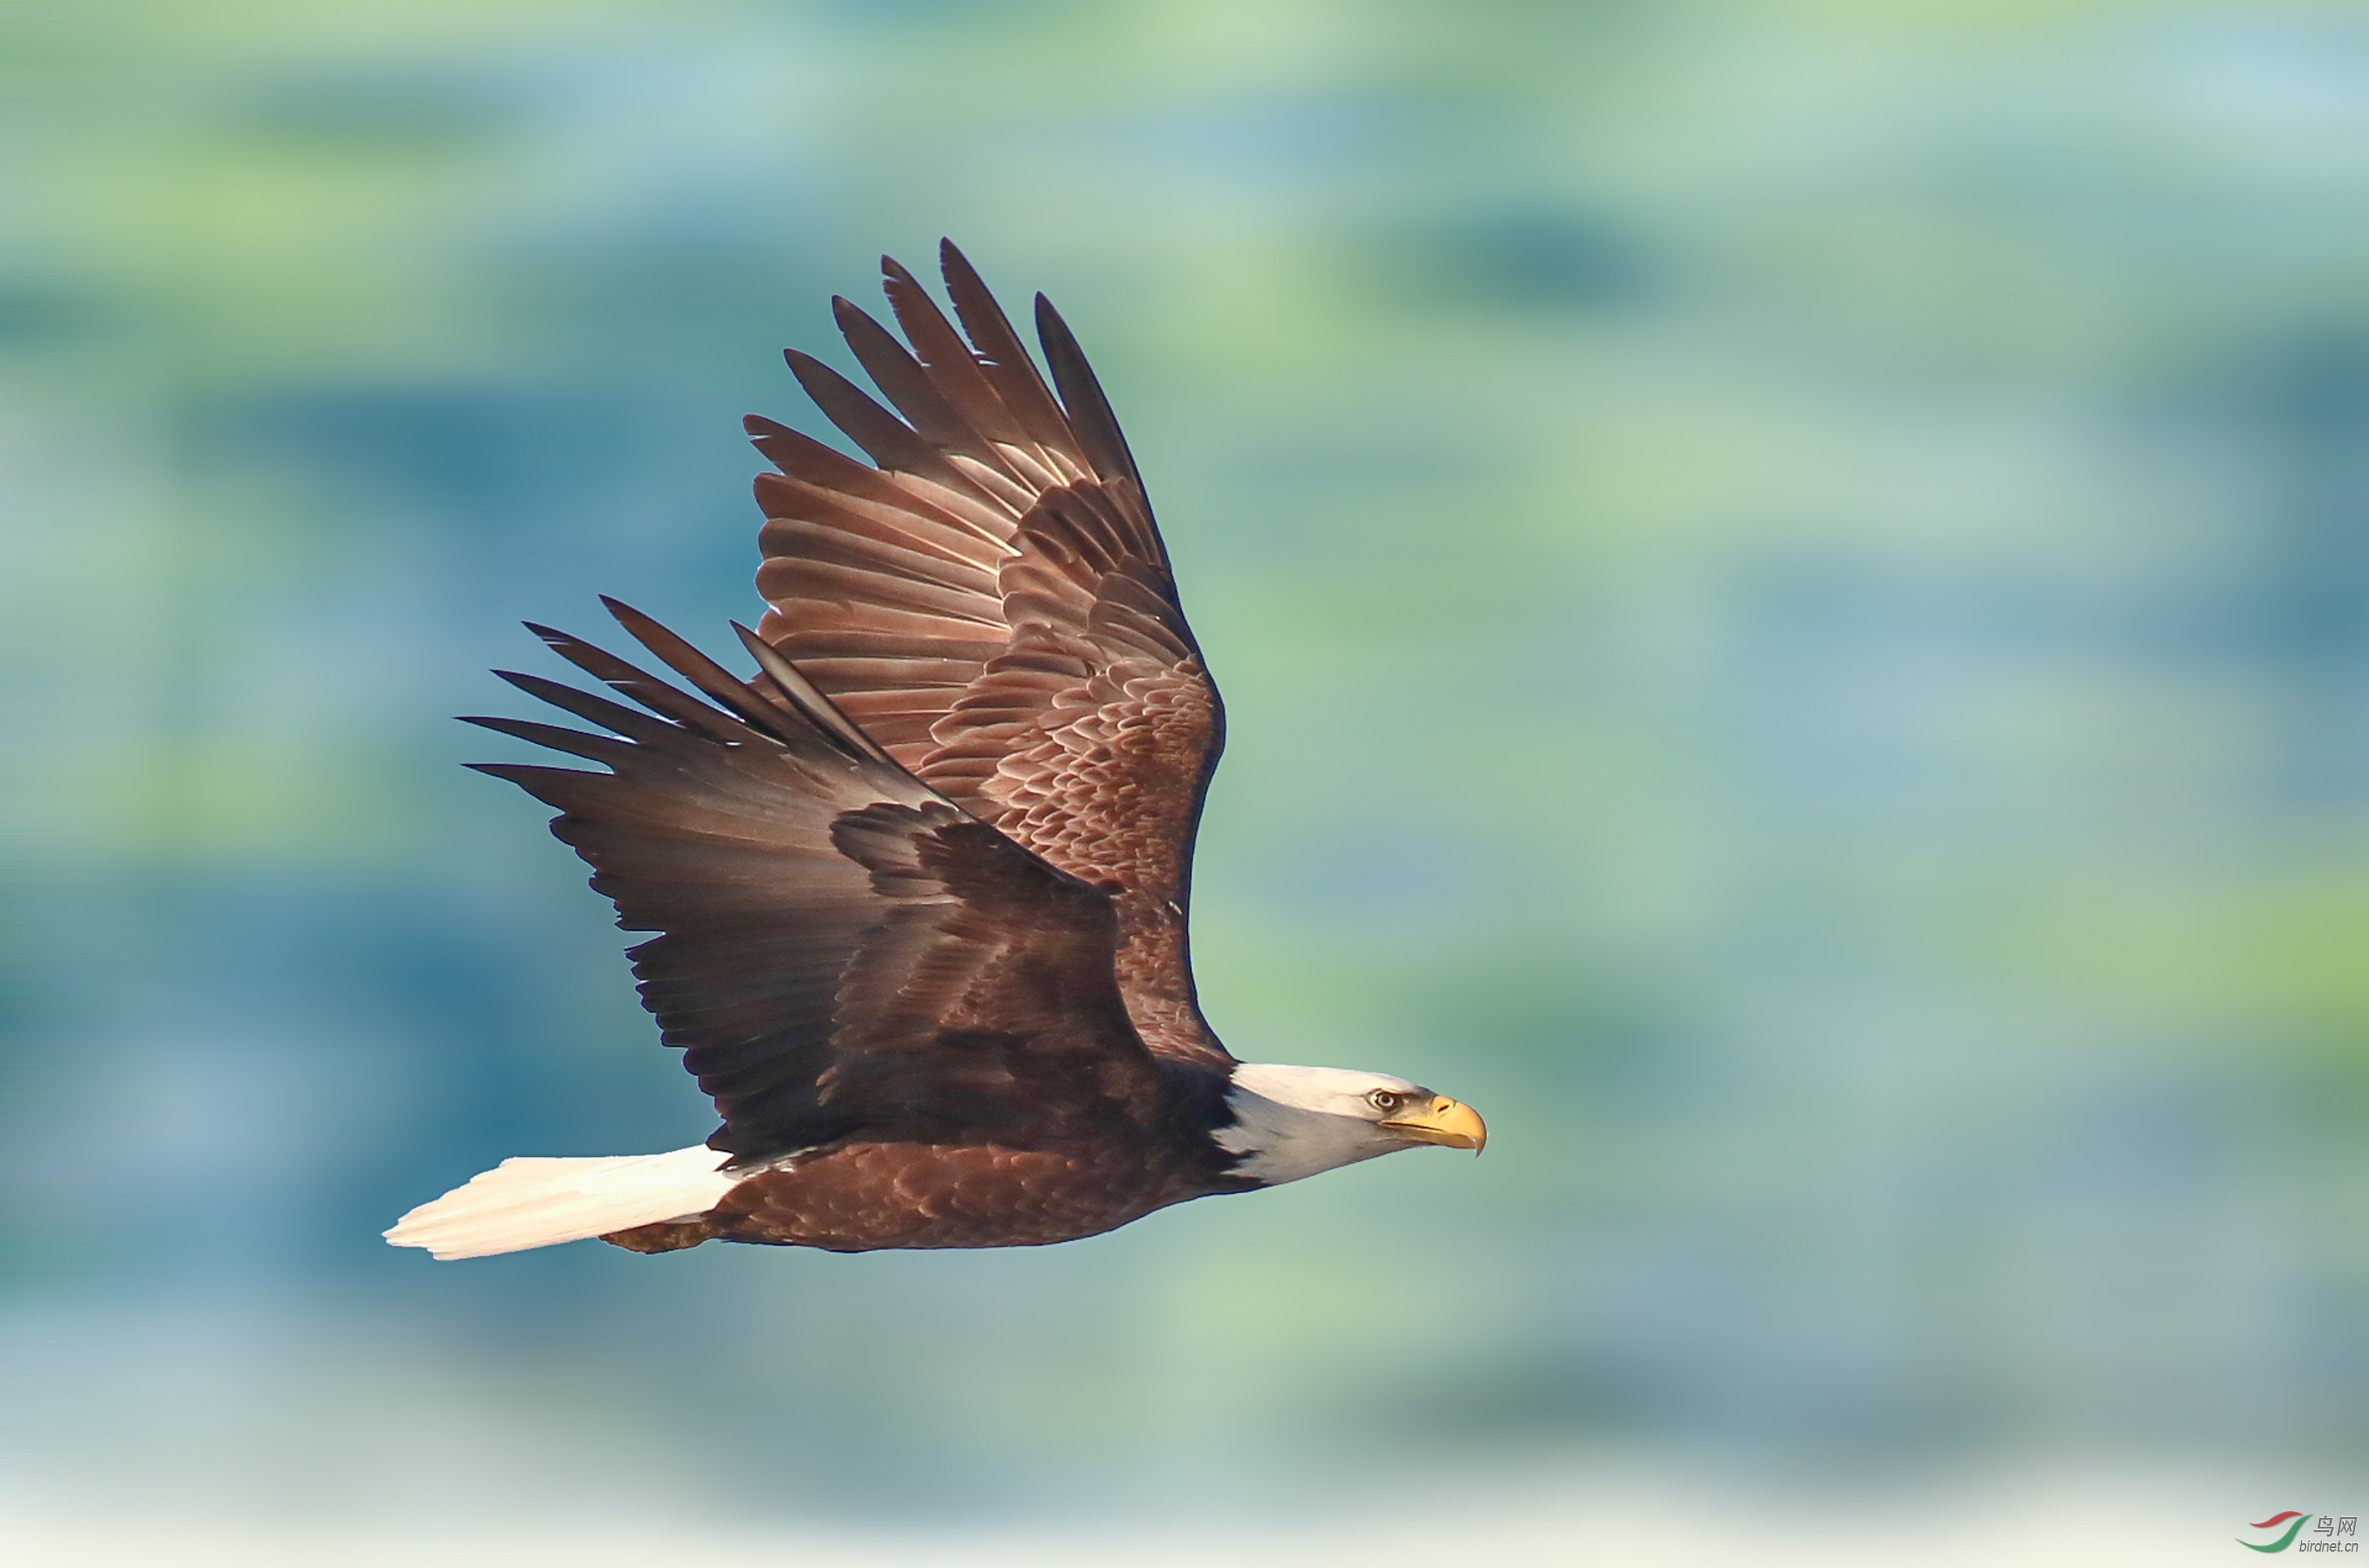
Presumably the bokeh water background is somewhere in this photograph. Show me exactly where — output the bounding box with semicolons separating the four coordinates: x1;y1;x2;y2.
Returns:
7;2;2369;1561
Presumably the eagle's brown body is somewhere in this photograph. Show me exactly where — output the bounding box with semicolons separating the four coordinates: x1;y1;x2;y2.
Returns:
609;1134;1223;1254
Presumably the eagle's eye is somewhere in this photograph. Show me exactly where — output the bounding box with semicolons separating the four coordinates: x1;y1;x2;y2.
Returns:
1367;1089;1403;1114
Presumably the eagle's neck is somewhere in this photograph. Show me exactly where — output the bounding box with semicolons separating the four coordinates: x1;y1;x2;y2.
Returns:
1210;1063;1401;1186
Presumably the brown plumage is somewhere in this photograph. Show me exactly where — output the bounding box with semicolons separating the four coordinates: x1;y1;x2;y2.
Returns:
749;246;1222;1062
384;244;1484;1262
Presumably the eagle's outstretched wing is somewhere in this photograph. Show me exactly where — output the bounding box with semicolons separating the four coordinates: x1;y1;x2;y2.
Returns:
747;242;1225;1063
468;599;1175;1164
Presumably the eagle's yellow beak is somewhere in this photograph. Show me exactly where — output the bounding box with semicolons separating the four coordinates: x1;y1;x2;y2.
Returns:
1378;1096;1487;1154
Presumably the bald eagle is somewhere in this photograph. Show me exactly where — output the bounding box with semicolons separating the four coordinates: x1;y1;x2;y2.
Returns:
386;243;1485;1260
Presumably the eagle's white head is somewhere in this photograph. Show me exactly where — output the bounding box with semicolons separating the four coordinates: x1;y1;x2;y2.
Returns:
1216;1063;1487;1185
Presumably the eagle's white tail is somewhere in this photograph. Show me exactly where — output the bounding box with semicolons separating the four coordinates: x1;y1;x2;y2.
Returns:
384;1145;741;1260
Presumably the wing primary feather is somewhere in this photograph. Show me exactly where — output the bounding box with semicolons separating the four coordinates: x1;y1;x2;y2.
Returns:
463;759;609;806
879;254;1032;447
783;348;980;497
1034;292;1145;496
459;713;635;769
729;620;900;768
491;669;710;749
597;597;809;749
830;296;1004;470
936;240;1074;455
519;624;753;746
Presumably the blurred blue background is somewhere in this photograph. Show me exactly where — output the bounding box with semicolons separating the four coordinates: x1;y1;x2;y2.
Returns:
6;1;2369;1561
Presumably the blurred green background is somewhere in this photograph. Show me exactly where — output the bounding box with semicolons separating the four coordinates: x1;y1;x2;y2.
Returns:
7;0;2369;1560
